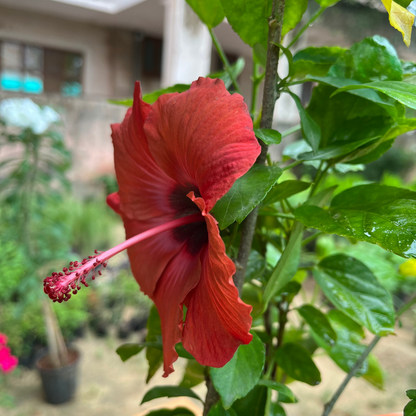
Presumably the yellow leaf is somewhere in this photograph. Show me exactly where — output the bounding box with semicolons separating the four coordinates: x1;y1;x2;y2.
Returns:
381;0;415;46
399;258;416;277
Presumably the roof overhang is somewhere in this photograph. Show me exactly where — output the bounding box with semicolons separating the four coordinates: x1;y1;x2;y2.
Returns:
50;0;148;14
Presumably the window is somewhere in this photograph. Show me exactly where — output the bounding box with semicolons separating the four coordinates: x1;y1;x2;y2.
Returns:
0;40;83;96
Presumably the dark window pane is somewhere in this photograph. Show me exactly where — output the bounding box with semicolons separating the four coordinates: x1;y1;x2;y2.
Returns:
65;54;83;81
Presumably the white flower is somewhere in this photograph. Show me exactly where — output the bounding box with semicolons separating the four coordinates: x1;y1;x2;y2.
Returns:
0;98;60;134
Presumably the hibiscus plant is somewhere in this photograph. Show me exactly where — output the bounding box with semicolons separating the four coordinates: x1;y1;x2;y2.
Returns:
43;0;416;415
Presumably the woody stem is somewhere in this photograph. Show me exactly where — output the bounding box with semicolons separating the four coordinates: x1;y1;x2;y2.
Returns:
233;0;286;294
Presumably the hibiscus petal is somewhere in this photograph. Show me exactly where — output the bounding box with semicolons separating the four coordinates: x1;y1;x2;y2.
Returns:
111;82;177;220
182;195;253;367
152;245;202;377
122;216;186;297
144;77;261;212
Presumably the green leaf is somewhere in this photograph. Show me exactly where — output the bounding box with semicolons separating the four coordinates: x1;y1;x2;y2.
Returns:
141;386;203;405
314;0;341;7
282;0;308;38
328;36;403;83
295;184;416;259
185;0;224;28
246;250;267;282
313;254;395;335
270;402;286;416
211;332;265;409
146;305;164;382
333;81;416;110
144;408;196;416
231;386;268;416
288;92;321;153
143;84;190;105
212;165;282;230
257;380;296;403
275;343;321;386
327;310;365;340
253;43;267;68
180;360;205;388
292;46;346;79
209;58;246;89
262;180;311;206
408;391;416;400
363;354;384;389
263;222;303;308
207;403;237;416
297;304;337;347
116;343;145;362
220;0;272;48
254;128;282;145
405;400;416;416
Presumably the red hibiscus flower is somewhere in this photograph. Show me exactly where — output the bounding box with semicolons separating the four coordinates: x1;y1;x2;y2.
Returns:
44;77;260;376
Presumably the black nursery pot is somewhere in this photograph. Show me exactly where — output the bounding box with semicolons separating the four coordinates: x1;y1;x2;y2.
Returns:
35;347;80;405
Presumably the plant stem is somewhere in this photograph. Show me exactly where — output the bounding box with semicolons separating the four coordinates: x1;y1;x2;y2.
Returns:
209;27;242;95
233;0;286;294
203;375;220;416
321;335;381;416
282;123;301;138
283;159;304;171
287;6;325;49
301;231;323;247
250;58;263;118
274;296;289;377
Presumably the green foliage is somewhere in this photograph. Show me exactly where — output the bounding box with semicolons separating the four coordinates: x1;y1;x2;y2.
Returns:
257;380;296;403
219;0;272;48
405;390;416;416
212;165;282;229
275;343;321;386
282;0;308;38
141;386;203;404
211;333;265;408
254;128;282;145
185;0;224;28
295;184;416;258
314;254;395;335
143;409;196;416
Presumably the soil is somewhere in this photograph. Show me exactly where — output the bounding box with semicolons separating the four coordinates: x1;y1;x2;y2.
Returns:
36;349;79;370
1;314;415;416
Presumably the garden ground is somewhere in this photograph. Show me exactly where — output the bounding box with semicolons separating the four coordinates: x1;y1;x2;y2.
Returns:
2;313;415;416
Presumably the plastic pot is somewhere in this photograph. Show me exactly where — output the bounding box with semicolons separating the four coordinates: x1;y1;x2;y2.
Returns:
35;347;80;405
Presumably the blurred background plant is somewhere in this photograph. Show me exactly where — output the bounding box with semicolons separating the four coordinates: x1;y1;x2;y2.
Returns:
0;98;151;367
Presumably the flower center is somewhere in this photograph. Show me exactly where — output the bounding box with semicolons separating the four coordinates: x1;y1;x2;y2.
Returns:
43;213;204;303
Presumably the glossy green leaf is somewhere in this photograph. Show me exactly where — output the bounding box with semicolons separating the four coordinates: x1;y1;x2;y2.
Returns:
211;332;265;409
263;222;303;308
297;304;337;346
231;385;268;416
282;0;308;37
295;184;416;259
207;403;237;416
257;380;296;403
254;128;282;145
262;180;311;206
323;310;369;377
313;254;395;335
275;343;321;386
180;360;205;388
333;81;416;110
246;250;267;281
185;0;224;28
212;165;282;230
288;92;321;153
328;36;403;83
270;402;286;416
146;305;164;382
144;408;196;416
314;0;341;6
404;400;416;416
292;46;346;79
141;386;203;405
408;391;416;400
220;0;272;48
